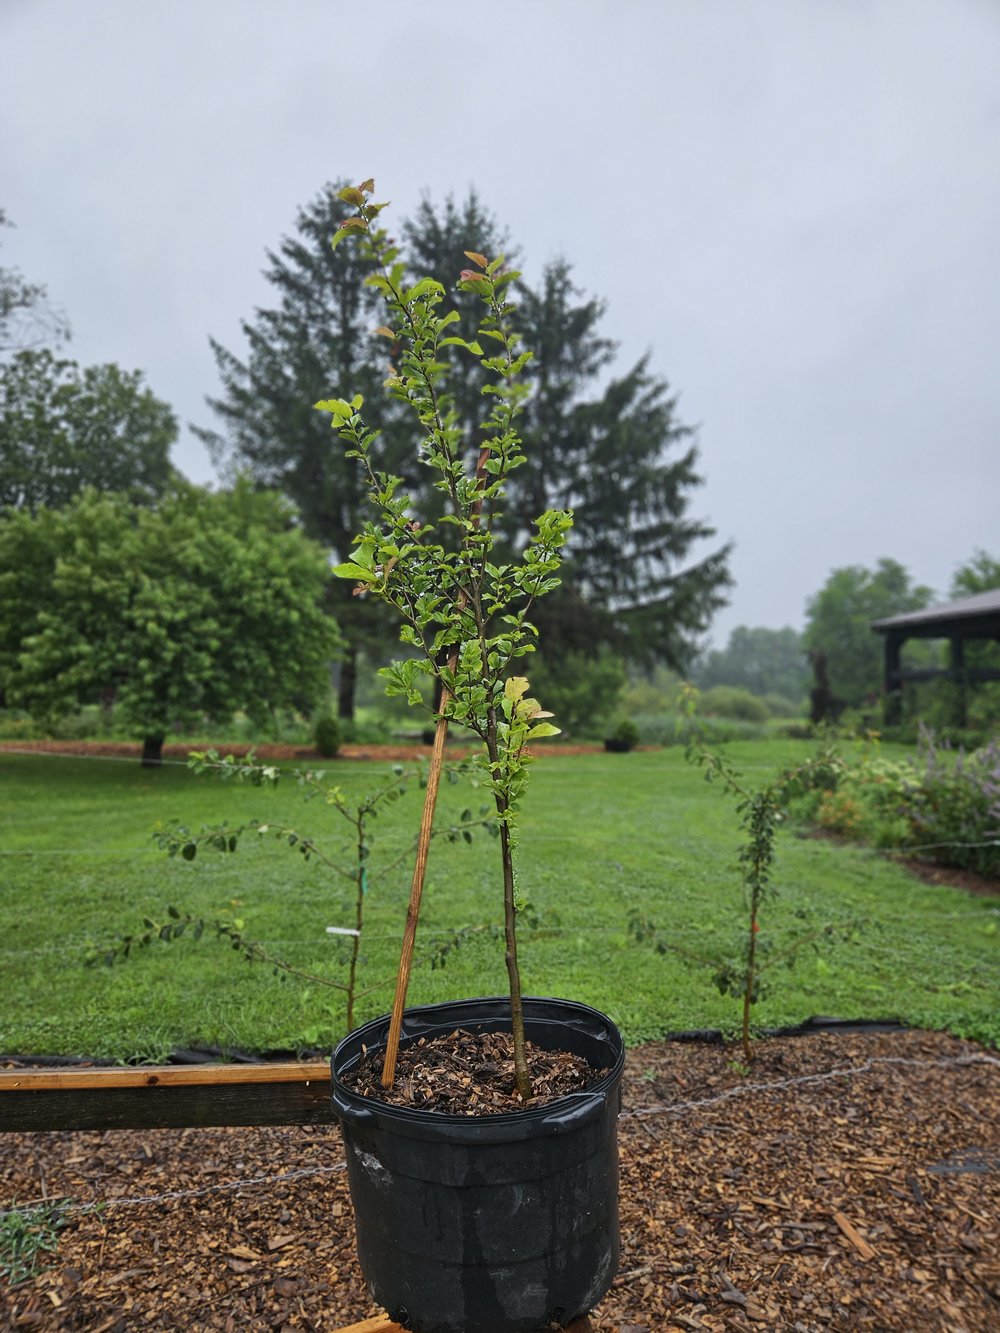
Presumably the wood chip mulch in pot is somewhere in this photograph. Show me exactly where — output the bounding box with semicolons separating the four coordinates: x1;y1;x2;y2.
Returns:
342;1027;601;1113
1;1028;998;1331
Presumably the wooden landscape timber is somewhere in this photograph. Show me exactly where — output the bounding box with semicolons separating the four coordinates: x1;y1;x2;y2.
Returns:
0;1060;334;1132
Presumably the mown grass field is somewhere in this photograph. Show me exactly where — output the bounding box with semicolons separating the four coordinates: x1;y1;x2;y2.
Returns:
1;740;997;1059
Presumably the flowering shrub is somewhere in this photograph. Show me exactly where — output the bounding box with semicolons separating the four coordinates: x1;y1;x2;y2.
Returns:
793;730;1000;879
903;729;1000;877
812;757;914;849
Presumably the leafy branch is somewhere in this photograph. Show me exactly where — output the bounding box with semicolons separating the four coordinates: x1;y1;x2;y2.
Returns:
92;751;495;1033
635;687;857;1063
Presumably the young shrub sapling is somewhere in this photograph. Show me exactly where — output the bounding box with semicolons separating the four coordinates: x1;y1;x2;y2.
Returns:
318;180;571;1099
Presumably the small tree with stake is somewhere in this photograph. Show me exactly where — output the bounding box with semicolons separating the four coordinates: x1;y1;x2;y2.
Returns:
317;180;570;1100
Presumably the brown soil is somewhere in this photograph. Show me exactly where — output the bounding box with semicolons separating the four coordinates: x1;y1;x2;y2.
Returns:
2;1029;998;1331
343;1028;598;1113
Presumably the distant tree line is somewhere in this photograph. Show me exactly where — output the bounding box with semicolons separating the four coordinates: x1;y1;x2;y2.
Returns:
0;188;733;748
696;554;999;730
7;190;992;745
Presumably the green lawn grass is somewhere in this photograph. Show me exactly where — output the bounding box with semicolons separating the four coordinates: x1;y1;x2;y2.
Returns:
1;741;997;1058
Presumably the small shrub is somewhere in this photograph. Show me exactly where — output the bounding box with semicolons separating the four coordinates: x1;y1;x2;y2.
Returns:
760;691;806;719
527;649;626;740
604;718;639;752
313;714;342;757
698;685;769;723
0;710;40;741
789;727;1000;879
621;665;684;717
631;712;767;746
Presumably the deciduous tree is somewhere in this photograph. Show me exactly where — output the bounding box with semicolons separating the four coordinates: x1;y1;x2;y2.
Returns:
0;349;177;512
803;559;933;707
950;549;1000;600
0;210;69;354
695;625;809;703
0;482;341;763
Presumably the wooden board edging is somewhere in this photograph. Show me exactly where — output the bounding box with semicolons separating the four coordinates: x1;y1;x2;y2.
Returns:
0;1061;336;1132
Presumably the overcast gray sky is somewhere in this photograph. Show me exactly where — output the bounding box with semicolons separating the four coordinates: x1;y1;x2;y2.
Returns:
2;0;998;646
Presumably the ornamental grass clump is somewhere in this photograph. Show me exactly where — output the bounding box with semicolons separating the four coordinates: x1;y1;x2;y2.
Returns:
317;180;571;1099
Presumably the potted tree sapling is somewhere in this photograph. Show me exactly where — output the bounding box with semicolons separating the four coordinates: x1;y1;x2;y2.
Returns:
318;181;625;1333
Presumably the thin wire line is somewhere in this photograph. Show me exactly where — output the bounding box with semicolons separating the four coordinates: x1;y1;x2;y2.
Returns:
0;747;194;767
32;1163;349;1218
2;1052;996;1223
625;1051;1000;1121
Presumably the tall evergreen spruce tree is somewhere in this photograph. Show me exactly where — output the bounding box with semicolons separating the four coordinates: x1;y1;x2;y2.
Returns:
195;184;408;717
402;192;510;451
402;203;732;667
201;184;731;714
512;260;732;667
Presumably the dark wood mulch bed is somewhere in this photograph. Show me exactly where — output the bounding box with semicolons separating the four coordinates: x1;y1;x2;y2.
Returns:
2;1028;998;1331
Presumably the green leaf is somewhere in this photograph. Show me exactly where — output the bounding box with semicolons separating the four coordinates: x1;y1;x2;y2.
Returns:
526;722;561;740
403;277;444;304
314;398;355;422
440;337;484;356
332;562;377;583
331;218;366;249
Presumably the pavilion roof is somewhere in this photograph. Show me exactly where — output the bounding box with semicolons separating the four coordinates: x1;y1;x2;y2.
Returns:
871;587;1000;634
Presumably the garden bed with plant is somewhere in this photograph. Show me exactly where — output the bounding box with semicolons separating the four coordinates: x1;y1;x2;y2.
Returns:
2;1026;998;1331
3;174;998;1328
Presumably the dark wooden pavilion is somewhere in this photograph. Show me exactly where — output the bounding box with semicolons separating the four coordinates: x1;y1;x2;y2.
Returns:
871;587;1000;725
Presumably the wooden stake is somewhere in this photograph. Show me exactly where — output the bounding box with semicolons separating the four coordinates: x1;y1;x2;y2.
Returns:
379;708;450;1089
379;442;492;1091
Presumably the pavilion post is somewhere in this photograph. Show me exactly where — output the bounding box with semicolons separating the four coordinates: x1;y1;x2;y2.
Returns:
883;631;904;726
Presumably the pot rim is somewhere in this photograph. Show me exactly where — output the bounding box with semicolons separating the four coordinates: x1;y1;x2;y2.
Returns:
330;995;625;1138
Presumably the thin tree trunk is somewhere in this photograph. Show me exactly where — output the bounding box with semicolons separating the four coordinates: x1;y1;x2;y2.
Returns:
141;735;164;768
742;917;758;1067
337;644;357;721
499;816;532;1100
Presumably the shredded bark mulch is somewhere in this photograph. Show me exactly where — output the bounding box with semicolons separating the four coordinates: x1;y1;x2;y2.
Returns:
2;1028;998;1331
342;1027;601;1114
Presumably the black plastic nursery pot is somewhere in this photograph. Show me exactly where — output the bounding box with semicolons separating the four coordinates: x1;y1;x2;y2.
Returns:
330;996;625;1333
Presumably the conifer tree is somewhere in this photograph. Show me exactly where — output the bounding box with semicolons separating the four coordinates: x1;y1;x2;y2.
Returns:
201;185;732;712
